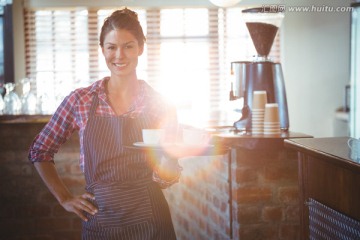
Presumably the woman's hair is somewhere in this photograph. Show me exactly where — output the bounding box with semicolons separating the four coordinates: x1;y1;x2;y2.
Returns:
99;8;146;47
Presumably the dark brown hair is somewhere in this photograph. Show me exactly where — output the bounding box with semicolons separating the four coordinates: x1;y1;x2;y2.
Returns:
99;8;146;47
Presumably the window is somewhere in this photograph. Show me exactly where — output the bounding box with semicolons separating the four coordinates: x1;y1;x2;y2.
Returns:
0;0;14;86
24;7;280;127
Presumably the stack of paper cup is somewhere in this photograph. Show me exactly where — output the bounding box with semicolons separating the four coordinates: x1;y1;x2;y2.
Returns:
251;91;267;135
264;103;281;135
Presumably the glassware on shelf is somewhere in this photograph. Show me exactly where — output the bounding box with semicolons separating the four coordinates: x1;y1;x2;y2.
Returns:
4;83;21;115
22;92;38;114
0;84;5;114
38;93;53;114
0;94;4;115
20;78;38;115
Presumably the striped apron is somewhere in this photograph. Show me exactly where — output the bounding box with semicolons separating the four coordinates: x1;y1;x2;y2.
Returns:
81;94;176;240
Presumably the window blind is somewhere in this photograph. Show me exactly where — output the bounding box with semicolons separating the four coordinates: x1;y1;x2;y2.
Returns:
24;7;281;127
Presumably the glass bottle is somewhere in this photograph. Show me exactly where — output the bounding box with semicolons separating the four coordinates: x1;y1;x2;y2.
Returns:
20;78;37;115
0;94;4;115
4;83;21;115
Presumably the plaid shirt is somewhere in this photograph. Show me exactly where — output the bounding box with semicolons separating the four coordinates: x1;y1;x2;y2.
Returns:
28;77;181;188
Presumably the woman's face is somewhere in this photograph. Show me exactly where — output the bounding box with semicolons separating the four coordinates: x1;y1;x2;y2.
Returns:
102;29;144;78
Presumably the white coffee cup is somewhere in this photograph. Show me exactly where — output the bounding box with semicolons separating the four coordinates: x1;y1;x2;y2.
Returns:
347;138;360;161
142;129;165;144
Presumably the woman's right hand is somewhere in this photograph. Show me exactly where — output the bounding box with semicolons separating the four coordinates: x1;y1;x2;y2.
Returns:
60;192;98;222
33;162;98;222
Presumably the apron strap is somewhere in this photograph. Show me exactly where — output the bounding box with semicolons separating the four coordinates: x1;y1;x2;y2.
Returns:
89;93;99;117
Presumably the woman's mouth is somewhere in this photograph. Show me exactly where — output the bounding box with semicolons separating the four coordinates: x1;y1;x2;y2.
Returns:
113;63;127;68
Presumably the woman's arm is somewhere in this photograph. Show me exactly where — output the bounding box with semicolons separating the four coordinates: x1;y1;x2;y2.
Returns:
34;161;97;221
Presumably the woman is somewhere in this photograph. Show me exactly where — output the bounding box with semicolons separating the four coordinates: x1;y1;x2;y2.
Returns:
28;8;180;239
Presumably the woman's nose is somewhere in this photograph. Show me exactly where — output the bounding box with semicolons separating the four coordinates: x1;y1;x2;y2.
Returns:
115;48;124;58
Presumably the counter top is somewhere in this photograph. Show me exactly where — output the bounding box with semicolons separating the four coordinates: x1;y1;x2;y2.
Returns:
0;115;51;124
285;137;360;168
212;130;312;150
213;131;310;139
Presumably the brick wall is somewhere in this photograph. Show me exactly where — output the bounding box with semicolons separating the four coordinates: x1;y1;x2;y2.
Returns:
230;144;300;240
163;155;231;239
0;122;83;240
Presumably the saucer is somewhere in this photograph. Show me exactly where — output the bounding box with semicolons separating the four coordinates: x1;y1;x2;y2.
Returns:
133;142;173;148
130;142;226;158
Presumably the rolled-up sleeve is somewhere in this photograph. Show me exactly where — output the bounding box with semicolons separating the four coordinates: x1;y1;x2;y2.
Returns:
28;94;78;164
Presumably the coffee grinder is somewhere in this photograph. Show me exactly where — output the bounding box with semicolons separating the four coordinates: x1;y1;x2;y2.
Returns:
230;7;289;132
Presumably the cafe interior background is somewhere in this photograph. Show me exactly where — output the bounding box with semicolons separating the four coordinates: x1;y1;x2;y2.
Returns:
0;0;357;138
0;0;360;239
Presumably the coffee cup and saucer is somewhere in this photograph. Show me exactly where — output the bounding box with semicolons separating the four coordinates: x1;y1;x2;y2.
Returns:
133;129;171;148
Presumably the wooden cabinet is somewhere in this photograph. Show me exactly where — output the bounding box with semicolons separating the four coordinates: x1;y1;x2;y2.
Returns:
285;137;360;239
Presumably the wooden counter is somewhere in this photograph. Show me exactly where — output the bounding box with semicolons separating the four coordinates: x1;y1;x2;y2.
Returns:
285;137;360;240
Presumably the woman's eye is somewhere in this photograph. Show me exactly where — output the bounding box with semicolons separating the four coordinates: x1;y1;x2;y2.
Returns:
125;44;134;49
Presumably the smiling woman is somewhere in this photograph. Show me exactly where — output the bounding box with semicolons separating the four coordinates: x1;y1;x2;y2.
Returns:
23;6;281;127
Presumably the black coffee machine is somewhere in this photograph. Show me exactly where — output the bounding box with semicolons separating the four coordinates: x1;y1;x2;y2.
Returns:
230;7;289;132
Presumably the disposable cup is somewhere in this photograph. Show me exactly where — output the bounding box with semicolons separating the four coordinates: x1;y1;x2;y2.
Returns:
252;109;265;112
252;91;267;110
252;121;264;125
264;128;280;132
252;122;264;134
264;121;280;125
264;103;280;122
264;123;280;128
251;118;264;124
264;124;280;127
252;113;265;119
251;118;264;125
252;113;265;117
